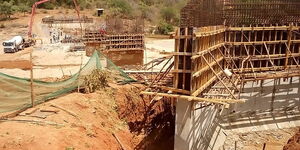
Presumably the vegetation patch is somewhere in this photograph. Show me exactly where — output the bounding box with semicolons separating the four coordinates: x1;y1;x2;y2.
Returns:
83;69;109;93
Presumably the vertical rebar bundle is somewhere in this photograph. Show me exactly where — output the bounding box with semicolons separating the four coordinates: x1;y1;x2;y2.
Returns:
181;0;300;27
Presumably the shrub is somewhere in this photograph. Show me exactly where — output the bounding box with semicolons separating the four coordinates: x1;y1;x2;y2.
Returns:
108;0;132;15
18;5;31;16
41;10;48;14
40;3;55;10
0;1;14;19
0;24;5;28
140;4;150;19
157;21;174;35
83;69;109;93
160;7;176;23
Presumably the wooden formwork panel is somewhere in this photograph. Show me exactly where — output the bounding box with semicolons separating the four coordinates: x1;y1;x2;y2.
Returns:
102;49;144;67
84;33;145;64
86;48;144;67
106;34;144;51
173;24;300;96
225;24;300;74
173;26;226;96
191;26;225;97
173;27;193;94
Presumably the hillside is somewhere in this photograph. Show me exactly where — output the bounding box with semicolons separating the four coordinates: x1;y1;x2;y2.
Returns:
0;0;187;34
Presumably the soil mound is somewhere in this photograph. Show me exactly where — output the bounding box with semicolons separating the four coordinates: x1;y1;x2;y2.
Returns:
284;128;300;150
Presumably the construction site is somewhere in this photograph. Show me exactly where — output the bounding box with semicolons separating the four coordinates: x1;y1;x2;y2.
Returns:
0;0;299;150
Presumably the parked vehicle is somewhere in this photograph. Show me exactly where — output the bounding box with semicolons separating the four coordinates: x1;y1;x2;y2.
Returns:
3;36;25;53
2;36;35;53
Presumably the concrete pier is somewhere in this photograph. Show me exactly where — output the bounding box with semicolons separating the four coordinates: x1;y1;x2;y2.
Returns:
175;77;300;150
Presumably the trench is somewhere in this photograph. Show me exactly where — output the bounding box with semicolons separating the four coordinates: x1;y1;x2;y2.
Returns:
115;87;176;150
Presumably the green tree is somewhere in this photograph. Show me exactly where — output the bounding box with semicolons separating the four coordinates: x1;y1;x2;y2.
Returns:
157;21;173;35
108;0;132;16
141;0;155;6
18;4;30;16
139;3;150;19
160;7;176;23
0;1;14;19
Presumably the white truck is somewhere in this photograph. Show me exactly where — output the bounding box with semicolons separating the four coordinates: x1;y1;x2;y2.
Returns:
2;36;26;53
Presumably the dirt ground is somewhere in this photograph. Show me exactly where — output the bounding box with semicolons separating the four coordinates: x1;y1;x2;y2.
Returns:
0;83;175;150
0;8;178;150
0;9;174;79
284;129;300;150
223;128;299;150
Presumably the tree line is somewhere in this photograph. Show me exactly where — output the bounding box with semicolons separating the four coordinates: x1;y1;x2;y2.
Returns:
0;0;187;34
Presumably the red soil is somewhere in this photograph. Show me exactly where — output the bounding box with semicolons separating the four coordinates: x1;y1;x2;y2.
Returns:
284;128;300;150
0;48;31;70
0;83;175;150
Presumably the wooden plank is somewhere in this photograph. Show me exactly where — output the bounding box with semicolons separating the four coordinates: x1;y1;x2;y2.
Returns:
194;28;226;37
30;48;34;107
50;104;78;119
159;52;192;56
201;56;237;99
226;40;288;46
193;57;223;78
192;71;223;97
191;43;225;59
112;133;127;150
172;69;192;73
140;91;245;104
263;42;277;70
203;93;231;96
208;51;239;92
183;28;188;90
285;24;293;69
232;65;299;72
228;26;300;31
174;28;180;90
152;85;191;95
284;43;300;67
226;53;300;60
243;72;300;81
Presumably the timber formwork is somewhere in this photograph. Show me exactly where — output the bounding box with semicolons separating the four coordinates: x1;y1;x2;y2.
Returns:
162;0;300;104
105;34;144;51
83;31;144;55
173;26;226;96
83;31;145;67
102;34;145;67
226;24;300;81
172;24;300;101
83;31;107;44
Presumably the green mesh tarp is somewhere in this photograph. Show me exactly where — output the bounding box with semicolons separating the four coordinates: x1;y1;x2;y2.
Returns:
0;51;134;113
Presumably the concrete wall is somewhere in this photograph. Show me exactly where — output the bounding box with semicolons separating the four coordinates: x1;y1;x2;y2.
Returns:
174;77;300;150
175;99;226;150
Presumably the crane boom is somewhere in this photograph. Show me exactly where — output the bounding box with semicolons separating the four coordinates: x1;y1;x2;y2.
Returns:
28;0;82;38
28;0;51;38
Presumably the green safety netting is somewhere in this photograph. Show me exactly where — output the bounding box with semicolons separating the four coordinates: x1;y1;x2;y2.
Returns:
0;51;135;113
